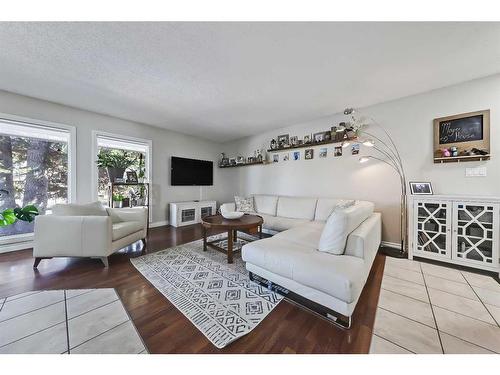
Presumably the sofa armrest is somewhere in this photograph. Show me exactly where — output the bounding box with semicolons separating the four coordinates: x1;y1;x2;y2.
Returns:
344;212;381;262
34;215;112;258
106;207;148;229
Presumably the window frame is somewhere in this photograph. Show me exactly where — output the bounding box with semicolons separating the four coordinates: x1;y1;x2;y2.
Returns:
0;112;77;248
91;130;152;221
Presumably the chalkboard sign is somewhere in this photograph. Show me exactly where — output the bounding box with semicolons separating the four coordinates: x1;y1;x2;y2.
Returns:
438;114;483;144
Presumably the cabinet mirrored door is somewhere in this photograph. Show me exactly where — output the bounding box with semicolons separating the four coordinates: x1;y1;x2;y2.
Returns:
414;201;451;258
452;202;499;266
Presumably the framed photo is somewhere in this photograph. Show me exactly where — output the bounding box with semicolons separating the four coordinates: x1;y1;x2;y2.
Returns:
277;134;289;147
334;146;342;157
283;153;290;161
290;136;298;146
313;132;326;143
304;135;312;144
319;148;327;158
293;151;301;160
305;149;314;160
273;154;279;163
409;182;433;195
126;171;138;183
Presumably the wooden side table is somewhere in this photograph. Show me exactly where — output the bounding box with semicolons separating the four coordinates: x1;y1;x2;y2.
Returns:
201;214;263;263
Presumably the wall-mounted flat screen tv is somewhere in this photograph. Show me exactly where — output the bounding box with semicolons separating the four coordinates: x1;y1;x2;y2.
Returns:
171;156;213;186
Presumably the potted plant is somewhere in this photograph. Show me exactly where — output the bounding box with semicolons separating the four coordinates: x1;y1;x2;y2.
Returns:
96;150;136;183
112;193;124;208
0;205;39;227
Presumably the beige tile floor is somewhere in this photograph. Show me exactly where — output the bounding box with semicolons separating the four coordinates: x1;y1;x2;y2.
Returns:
370;256;500;354
0;288;147;354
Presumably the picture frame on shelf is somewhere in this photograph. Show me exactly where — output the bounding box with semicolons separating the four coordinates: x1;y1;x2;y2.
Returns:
334;146;342;157
293;151;300;160
304;135;312;144
277;134;290;147
273;154;279;163
126;171;138;183
409;182;433;195
319;148;327;158
283;153;290;161
290;136;298;146
313;131;326;143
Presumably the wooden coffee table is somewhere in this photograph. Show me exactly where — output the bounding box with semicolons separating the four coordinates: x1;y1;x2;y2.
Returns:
201;214;263;263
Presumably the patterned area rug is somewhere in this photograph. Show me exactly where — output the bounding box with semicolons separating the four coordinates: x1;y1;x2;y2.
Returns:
0;288;147;354
131;233;283;348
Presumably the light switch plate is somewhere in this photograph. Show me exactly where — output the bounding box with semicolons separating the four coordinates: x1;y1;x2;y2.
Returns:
465;166;487;177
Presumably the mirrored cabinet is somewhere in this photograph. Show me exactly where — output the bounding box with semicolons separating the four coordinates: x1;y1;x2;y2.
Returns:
409;196;500;276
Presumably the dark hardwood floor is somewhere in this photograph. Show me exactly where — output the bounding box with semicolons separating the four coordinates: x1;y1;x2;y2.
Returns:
0;224;386;353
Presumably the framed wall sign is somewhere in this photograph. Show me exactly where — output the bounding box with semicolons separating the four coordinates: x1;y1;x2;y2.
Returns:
433;109;490;163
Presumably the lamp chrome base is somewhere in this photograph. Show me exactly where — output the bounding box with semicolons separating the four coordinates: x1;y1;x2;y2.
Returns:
380;246;408;259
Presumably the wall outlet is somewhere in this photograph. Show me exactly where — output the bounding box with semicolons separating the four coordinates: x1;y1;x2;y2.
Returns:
465;166;487;177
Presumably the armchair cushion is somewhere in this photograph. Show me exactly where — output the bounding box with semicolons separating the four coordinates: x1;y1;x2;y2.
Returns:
112;221;144;241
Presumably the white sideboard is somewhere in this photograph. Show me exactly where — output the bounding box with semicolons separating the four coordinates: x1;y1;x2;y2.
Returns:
408;195;500;276
169;200;217;227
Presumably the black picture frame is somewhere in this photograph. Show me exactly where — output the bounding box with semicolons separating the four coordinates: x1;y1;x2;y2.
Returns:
409;182;433;195
126;171;138;183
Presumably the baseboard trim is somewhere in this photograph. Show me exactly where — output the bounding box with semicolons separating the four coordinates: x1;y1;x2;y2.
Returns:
150;220;169;228
0;240;33;254
381;241;401;250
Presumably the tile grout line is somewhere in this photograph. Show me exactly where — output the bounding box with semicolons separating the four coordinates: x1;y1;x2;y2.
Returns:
63;290;71;354
67;297;120;321
2;290;42;303
0;320;65;350
69;319;130;353
461;271;500;328
0;298;5;312
419;262;444;353
0;297;66;324
372;333;416;354
378;306;437;331
114;289;149;354
380;286;430;304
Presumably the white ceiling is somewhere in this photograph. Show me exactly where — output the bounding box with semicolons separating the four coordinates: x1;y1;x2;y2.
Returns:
1;22;500;142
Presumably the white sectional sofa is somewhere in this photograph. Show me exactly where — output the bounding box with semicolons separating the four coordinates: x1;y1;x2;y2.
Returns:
222;194;381;328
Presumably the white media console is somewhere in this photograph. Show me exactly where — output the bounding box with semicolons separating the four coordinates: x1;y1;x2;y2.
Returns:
409;194;500;276
169;200;217;227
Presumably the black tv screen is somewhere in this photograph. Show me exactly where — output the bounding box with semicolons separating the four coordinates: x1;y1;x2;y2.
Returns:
171;156;213;186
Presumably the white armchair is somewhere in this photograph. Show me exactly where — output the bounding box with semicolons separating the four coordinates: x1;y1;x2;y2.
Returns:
33;202;148;268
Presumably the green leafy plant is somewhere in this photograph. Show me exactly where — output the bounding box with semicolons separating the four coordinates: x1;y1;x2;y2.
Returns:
0;205;39;227
96;150;136;169
112;193;124;202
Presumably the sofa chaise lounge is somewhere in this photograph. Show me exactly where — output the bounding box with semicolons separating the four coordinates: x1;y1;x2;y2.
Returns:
222;194;381;328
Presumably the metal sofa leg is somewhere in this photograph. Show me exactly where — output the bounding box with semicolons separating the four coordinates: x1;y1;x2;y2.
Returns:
33;257;51;269
100;257;109;268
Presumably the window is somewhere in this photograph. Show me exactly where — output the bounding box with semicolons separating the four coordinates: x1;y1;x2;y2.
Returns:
92;132;151;210
0;115;75;240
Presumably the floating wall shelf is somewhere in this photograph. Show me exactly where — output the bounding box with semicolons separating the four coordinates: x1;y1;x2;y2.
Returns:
219;160;266;168
267;137;358;153
434;154;491;163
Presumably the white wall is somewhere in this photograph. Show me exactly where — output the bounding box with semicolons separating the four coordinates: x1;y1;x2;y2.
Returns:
0;90;236;225
221;74;500;244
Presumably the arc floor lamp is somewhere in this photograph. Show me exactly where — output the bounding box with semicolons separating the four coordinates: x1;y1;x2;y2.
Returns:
343;108;408;258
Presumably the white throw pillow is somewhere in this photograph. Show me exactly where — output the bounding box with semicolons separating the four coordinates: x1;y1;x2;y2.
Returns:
234;196;254;213
318;208;349;255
